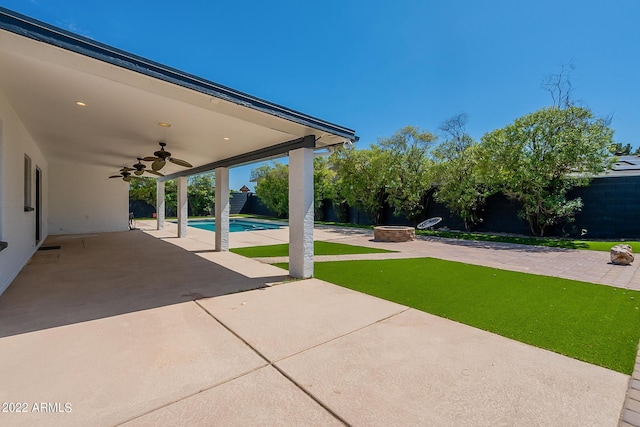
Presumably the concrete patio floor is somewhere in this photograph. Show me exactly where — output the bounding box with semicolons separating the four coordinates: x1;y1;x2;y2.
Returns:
0;222;632;426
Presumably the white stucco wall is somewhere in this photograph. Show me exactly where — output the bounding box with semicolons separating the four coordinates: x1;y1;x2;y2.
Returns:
48;161;128;235
0;91;49;295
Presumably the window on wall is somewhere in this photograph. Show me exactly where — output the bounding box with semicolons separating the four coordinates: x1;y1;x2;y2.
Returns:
24;154;33;211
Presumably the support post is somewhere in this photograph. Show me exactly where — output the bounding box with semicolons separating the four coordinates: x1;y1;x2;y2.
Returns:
288;147;314;278
156;180;165;230
215;167;230;251
177;176;188;238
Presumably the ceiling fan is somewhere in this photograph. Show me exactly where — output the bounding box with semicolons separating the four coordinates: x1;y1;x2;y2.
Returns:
143;142;193;172
109;167;136;182
109;159;165;182
131;158;164;177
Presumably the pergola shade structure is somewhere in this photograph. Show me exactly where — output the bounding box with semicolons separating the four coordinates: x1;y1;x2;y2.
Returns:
0;7;357;293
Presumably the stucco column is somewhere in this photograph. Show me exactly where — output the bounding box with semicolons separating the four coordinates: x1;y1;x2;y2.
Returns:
156;180;165;230
288;147;314;278
215;167;229;251
177;176;188;238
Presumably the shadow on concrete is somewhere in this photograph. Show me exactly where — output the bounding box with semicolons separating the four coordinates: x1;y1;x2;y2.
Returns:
0;231;288;338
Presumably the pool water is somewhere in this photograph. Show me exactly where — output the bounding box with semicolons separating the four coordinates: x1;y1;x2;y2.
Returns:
187;219;282;232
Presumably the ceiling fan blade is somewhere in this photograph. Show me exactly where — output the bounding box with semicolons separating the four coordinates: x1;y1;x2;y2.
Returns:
146;170;164;177
152;159;166;171
109;175;121;178
120;167;135;172
142;156;157;162
169;157;193;168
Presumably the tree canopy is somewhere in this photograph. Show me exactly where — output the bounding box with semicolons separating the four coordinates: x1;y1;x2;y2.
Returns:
330;146;389;224
129;69;619;236
128;172;216;217
251;162;290;217
433;114;489;230
479;106;614;236
251;158;337;219
377;126;436;223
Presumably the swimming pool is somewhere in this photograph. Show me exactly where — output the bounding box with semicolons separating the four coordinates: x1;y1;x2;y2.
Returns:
187;219;283;232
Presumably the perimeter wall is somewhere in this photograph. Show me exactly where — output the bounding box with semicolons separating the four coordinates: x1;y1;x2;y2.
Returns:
129;175;640;239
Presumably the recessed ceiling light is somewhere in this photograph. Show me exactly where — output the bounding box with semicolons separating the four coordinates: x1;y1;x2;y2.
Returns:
223;137;230;140
75;101;87;107
157;122;172;128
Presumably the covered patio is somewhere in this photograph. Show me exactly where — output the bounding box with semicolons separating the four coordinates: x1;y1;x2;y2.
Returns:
0;7;631;426
0;6;356;294
0;224;627;426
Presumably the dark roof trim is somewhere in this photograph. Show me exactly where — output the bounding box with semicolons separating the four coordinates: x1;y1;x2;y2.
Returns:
158;135;316;181
0;7;357;142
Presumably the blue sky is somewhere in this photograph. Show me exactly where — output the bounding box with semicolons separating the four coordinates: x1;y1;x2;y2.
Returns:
3;1;639;191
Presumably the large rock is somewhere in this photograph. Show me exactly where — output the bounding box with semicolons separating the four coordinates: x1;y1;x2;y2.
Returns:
610;244;634;265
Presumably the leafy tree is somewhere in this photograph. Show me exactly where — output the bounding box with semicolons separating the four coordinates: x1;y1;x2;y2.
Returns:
377;126;436;223
252;162;290;217
128;177;177;216
610;142;633;155
313;156;337;220
164;180;177;216
330;146;390;224
479;106;615;236
129;174;215;217
128;177;157;207
251;158;337;219
433;114;491;230
330;125;436;225
187;172;215;216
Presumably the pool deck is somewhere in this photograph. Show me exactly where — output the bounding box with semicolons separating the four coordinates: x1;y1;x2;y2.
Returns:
0;220;635;426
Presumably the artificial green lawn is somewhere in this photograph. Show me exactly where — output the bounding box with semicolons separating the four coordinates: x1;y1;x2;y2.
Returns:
274;258;640;374
231;241;395;258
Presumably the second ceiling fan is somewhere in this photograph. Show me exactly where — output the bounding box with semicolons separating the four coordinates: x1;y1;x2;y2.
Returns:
131;158;163;176
143;142;193;172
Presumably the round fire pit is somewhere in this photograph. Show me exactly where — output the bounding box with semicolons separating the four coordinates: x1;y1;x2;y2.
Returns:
374;226;415;242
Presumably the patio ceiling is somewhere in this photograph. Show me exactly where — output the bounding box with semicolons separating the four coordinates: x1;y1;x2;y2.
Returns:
0;8;356;176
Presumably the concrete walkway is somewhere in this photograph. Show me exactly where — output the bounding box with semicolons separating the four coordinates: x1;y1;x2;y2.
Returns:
0;223;633;426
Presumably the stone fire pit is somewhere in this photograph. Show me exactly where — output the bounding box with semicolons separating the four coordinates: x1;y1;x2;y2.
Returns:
374;226;415;242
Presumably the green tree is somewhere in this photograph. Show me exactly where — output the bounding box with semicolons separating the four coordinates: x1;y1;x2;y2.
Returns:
187;172;215;216
251;158;338;219
251;162;290;217
479;106;615;236
128;177;177;216
610;142;632;155
377;126;436;223
433;114;491;230
331;146;390;224
129;174;216;217
128;177;157;207
313;156;337;220
164;180;177;216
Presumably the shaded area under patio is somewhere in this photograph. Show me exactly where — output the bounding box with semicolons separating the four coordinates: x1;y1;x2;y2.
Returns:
0;230;287;338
